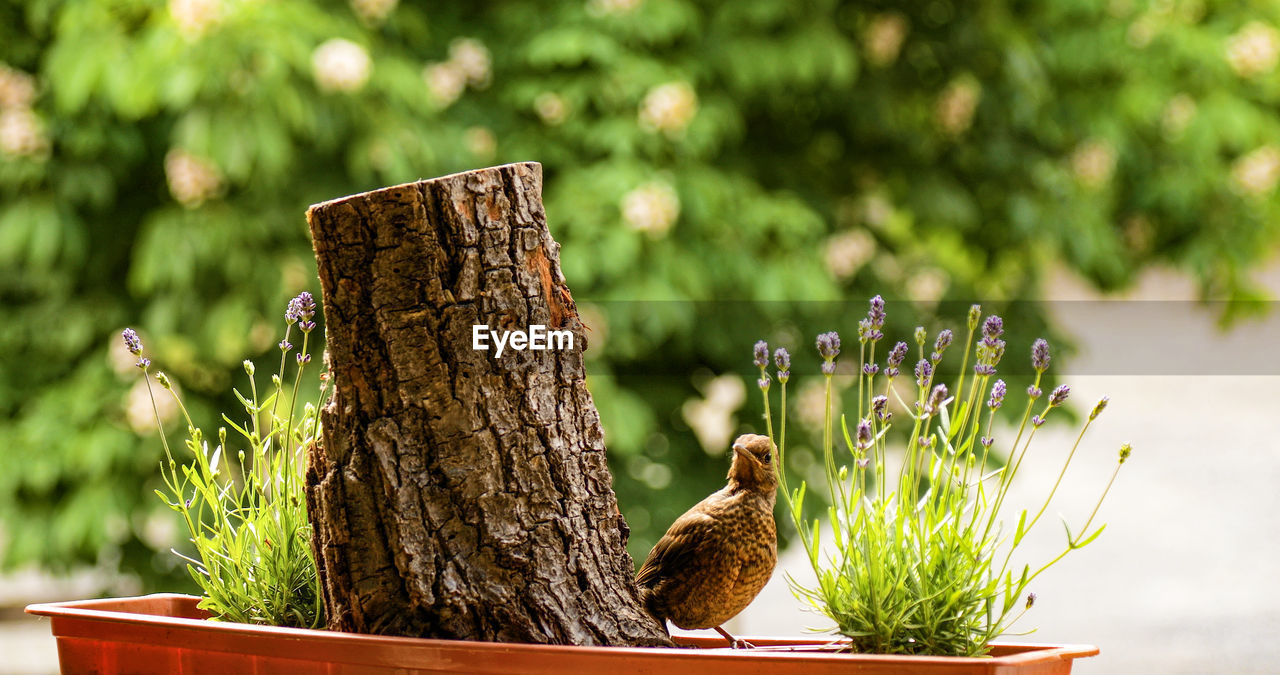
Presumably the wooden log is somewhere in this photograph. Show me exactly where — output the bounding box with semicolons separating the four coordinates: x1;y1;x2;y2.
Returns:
304;162;670;646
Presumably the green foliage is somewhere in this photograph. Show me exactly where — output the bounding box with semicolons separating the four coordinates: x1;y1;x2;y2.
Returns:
0;0;1275;585
757;299;1129;655
138;299;324;628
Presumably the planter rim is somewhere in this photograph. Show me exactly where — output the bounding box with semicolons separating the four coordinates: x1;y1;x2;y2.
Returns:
27;593;1099;670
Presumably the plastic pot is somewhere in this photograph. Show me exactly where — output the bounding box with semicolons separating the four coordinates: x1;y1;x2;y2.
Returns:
27;594;1097;674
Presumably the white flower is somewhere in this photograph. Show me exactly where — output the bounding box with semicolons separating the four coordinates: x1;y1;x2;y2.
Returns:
534;92;569;125
1126;15;1157;48
906;268;950;306
638;82;698;136
349;0;398;24
935;77;981;137
164;149;223;207
0;63;36;109
0;107;49;158
312;38;372;93
423;62;466;108
864;13;909;67
796;378;845;431
586;0;641;16
681;375;745;455
464;126;497;160
1226;22;1280;78
1161;93;1196;138
1070;140;1117;189
621;182;680;237
126;377;179;436
860;194;893;228
1231;146;1280;197
139;507;180;549
449;38;491;88
169;0;222;39
823;229;876;280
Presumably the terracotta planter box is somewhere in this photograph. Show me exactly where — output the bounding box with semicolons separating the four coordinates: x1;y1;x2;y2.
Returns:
27;594;1096;674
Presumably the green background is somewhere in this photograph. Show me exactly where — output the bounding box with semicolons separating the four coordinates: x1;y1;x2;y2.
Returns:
2;0;1278;590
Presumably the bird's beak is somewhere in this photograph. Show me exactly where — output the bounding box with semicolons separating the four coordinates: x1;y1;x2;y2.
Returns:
732;443;751;460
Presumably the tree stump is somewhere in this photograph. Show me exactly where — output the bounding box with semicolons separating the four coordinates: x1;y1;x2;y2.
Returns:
304;162;671;646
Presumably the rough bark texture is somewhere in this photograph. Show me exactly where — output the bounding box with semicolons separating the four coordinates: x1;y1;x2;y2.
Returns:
304;162;671;646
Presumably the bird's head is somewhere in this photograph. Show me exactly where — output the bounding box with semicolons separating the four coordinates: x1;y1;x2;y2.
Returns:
727;433;777;493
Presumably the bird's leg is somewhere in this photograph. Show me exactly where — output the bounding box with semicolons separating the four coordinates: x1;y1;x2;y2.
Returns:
713;625;755;649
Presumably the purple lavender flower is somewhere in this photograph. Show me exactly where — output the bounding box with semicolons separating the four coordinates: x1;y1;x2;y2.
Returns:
1026;593;1037;609
821;361;836;376
974;317;1006;375
928;384;948;413
122;328;143;356
982;315;1004;340
868;295;886;328
1090;396;1109;420
121;328;151;368
872;395;888;419
1049;384;1070;407
915;359;932;387
758;372;772;390
934;329;953;355
967;304;981;330
919;436;934;449
887;341;908;368
816;331;839;360
856;457;871;468
1032;415;1045;428
774;347;790;384
857;318;872;343
980;436;994;448
857;418;873;449
886;340;908;377
862;363;880;376
1032;338;1051;373
753;340;769;368
279;339;293;352
1027;385;1042;399
989;339;1006;365
297;353;312;365
988;379;1006;410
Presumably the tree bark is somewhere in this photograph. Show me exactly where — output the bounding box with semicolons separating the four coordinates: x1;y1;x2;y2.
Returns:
303;162;671;647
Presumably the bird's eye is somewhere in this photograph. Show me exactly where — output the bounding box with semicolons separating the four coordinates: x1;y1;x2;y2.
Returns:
761;452;772;464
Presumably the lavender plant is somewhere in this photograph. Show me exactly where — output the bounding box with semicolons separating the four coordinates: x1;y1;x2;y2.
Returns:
123;292;325;628
754;297;1130;656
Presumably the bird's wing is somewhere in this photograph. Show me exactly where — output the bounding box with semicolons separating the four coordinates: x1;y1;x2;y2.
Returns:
636;508;719;589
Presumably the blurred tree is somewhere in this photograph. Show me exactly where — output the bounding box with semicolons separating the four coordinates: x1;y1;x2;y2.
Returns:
1;0;1277;588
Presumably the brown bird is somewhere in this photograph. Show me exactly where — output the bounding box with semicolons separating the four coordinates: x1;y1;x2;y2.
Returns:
636;433;777;648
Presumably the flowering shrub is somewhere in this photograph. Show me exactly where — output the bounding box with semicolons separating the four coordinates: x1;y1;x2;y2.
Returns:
3;0;1278;586
124;292;324;627
754;297;1130;656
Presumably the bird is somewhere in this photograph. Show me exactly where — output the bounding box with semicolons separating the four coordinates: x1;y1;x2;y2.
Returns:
636;433;777;648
